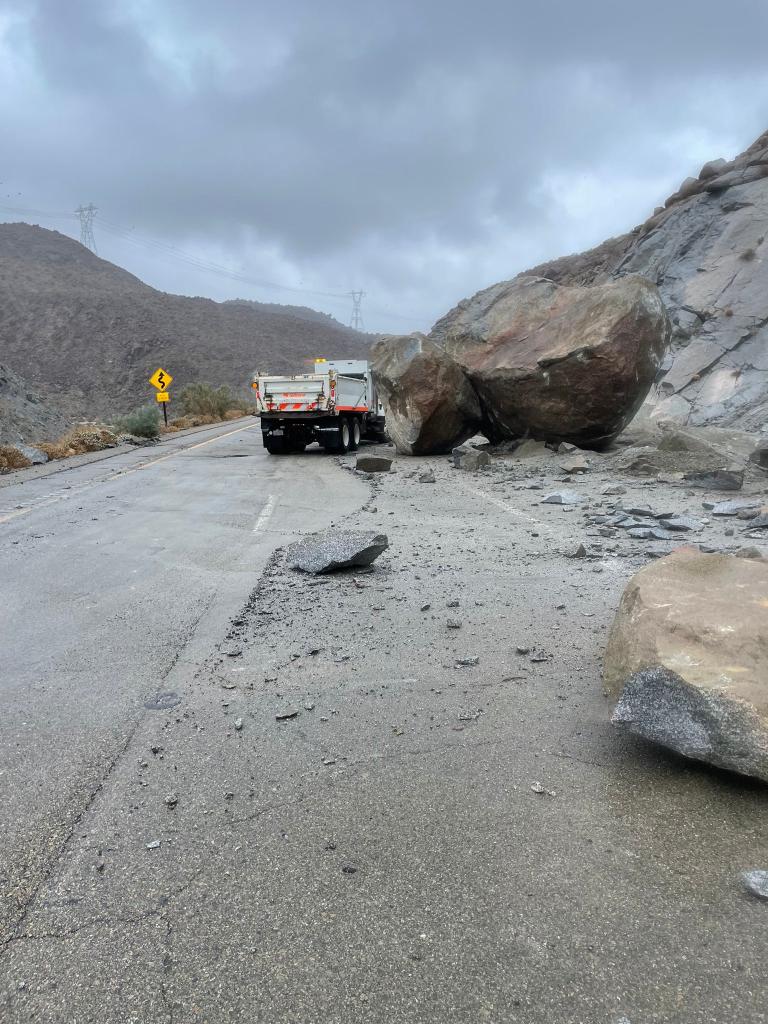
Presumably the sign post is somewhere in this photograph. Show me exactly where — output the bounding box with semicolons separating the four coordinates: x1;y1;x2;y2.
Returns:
155;389;170;427
149;368;173;428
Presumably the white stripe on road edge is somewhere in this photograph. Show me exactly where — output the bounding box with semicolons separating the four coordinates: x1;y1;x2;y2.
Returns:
254;494;276;533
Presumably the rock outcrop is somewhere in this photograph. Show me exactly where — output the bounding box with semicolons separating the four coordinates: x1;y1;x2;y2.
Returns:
604;547;768;781
371;333;481;454
430;274;670;447
523;128;768;430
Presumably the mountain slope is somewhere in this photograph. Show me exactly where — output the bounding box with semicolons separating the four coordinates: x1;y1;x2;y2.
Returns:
0;363;67;445
520;129;768;429
0;223;370;423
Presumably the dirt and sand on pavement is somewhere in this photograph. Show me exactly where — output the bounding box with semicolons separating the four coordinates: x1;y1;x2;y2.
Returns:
4;437;767;1023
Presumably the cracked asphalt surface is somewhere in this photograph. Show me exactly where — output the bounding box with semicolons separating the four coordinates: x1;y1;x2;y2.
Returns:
1;426;767;1022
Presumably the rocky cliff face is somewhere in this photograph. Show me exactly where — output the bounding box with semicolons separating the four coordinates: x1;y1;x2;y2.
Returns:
522;129;768;430
0;363;67;445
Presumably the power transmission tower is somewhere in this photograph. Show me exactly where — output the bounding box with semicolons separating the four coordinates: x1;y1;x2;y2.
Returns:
75;203;98;254
348;290;365;331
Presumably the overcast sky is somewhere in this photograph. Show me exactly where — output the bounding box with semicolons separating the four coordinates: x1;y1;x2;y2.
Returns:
2;0;768;333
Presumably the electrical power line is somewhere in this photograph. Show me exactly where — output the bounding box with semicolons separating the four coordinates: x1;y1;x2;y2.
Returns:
348;290;365;330
75;203;98;254
0;201;422;327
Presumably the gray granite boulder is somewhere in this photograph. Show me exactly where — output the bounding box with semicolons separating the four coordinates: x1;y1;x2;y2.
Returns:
288;530;389;574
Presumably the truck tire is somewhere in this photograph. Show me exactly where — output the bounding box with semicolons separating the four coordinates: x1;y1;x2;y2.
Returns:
264;436;288;454
325;419;351;454
349;418;361;451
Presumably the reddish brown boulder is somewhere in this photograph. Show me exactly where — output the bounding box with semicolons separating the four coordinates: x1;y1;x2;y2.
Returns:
371;333;481;455
430;274;670;448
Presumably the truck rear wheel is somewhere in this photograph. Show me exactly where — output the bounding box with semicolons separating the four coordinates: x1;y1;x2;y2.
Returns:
349;418;361;451
264;435;288;454
325;419;351;454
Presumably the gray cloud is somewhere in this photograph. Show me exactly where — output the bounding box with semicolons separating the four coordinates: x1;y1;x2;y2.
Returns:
2;0;768;331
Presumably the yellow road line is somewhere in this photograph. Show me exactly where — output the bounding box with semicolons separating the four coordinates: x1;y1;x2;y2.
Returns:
0;421;261;526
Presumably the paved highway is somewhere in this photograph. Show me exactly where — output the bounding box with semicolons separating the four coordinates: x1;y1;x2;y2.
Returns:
0;420;366;953
1;423;766;1023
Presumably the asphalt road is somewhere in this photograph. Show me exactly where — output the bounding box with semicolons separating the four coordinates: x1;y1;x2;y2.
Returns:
0;422;366;957
1;430;767;1023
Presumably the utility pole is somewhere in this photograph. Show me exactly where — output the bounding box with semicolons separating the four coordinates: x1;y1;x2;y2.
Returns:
75;203;98;254
348;290;365;331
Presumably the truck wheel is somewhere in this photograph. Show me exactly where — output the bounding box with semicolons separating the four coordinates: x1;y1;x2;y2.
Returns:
349;418;361;450
264;436;288;454
326;420;351;453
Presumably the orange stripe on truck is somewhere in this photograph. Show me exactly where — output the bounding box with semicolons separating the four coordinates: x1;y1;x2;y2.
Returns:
336;405;369;412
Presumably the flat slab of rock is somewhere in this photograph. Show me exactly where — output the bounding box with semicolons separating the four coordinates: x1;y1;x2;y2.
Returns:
710;499;763;516
288;530;389;574
604;547;768;781
541;490;585;505
684;467;744;491
355;455;392;473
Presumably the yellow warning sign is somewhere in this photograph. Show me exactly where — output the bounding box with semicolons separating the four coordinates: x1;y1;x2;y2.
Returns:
149;367;173;391
155;391;170;403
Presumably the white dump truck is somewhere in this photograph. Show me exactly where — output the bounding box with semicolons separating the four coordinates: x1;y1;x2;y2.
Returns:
252;359;386;454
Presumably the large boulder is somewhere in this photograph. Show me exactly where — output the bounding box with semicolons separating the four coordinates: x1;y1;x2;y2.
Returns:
604;547;768;781
522;129;768;431
430;275;670;448
371;333;481;455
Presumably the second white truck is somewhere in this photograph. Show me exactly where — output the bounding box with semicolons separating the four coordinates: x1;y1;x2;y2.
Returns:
252;359;386;454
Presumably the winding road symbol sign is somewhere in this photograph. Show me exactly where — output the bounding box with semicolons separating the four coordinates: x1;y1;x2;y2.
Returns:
149;367;173;391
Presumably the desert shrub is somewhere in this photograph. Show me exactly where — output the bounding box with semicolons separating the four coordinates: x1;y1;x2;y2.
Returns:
60;423;119;453
113;406;161;439
166;413;218;432
0;445;32;472
180;382;237;419
36;442;72;460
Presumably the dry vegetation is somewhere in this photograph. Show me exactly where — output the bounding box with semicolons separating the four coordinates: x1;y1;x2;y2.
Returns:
0;445;32;471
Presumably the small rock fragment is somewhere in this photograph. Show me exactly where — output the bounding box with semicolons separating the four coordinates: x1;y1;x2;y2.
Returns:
455;656;480;667
164;793;179;808
146;840;161;850
355;455;392;473
565;543;587;558
531;781;556;797
276;708;300;721
684;467;744;491
234;717;244;731
418;470;436;483
541;490;585;505
446;619;462;629
741;870;768;900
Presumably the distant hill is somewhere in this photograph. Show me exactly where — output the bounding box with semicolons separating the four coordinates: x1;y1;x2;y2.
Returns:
0;223;370;427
